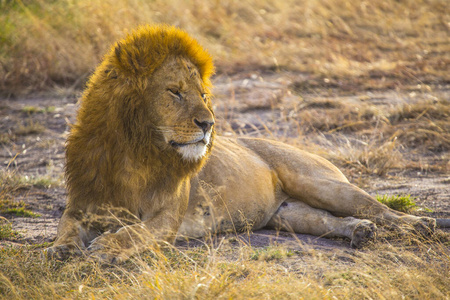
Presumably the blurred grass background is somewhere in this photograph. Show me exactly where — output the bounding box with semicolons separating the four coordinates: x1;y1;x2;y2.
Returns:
1;0;448;96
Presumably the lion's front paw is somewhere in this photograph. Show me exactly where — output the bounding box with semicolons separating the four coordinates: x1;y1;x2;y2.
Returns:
350;220;377;248
87;232;131;264
88;249;130;264
43;244;83;260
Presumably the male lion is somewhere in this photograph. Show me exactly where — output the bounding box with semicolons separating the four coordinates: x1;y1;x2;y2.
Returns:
46;25;443;263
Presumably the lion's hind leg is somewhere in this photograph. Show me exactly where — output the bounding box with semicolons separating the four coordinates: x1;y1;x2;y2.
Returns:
266;200;377;248
239;137;436;235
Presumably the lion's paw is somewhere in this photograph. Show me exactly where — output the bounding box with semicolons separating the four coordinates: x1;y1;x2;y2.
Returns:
43;244;83;260
87;232;131;264
87;232;112;251
88;249;130;264
350;220;377;248
412;217;436;236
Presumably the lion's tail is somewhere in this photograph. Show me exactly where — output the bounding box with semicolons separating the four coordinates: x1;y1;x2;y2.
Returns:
436;218;450;228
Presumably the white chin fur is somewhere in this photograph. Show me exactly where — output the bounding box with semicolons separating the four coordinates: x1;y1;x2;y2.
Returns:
178;143;208;161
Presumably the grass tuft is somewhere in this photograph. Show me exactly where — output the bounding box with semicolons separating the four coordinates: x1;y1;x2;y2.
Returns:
0;133;13;145
0;200;41;218
15;119;46;136
376;194;431;213
0;217;20;240
249;245;294;261
0;171;59;192
21;106;56;114
388;99;450;152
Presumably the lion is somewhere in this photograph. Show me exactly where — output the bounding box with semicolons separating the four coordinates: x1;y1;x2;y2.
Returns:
46;25;444;263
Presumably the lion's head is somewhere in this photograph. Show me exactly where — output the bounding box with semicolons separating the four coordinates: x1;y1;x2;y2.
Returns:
75;25;215;158
66;25;216;209
111;25;215;161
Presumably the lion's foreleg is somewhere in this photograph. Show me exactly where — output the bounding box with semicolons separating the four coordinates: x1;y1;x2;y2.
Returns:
87;208;186;263
44;211;94;259
87;184;191;263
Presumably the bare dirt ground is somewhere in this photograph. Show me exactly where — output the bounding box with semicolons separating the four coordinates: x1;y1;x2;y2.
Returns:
1;71;449;252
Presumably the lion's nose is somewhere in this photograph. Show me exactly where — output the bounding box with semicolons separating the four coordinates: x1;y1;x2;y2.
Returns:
194;119;214;133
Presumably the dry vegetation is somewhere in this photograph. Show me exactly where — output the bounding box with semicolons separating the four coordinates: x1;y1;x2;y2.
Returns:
1;232;450;299
1;0;449;299
1;0;448;95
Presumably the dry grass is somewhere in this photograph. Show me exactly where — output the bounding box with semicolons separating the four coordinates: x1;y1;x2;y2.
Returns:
325;133;404;176
216;89;448;177
14;119;46;136
0;232;449;299
1;0;448;96
388;99;450;152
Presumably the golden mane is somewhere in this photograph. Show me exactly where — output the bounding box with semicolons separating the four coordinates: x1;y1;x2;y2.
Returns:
108;24;213;85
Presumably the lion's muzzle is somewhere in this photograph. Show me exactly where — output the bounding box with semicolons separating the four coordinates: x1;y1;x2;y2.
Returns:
170;128;213;161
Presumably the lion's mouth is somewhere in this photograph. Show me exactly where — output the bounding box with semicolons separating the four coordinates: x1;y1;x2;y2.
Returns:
169;138;207;148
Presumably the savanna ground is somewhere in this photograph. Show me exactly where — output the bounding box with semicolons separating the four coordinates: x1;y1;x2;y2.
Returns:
1;0;449;299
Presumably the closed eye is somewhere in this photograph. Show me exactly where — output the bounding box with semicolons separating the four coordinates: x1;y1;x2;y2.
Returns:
168;88;182;100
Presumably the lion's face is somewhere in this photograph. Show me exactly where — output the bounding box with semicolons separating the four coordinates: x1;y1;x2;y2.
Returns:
146;56;215;161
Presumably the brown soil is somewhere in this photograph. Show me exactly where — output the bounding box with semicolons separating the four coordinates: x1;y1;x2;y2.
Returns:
0;72;449;250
